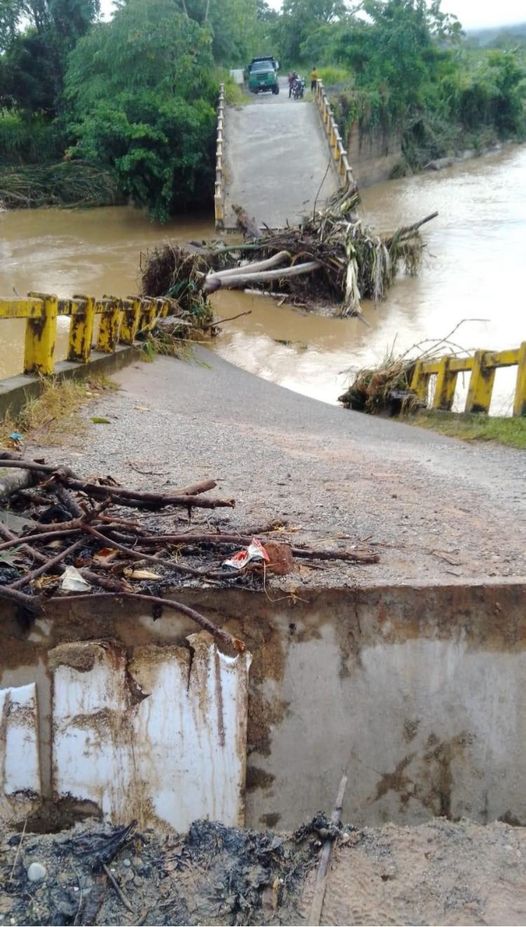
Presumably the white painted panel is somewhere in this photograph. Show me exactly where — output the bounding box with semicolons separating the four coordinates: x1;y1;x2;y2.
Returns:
0;682;41;822
51;635;251;829
131;632;252;830
52;643;134;819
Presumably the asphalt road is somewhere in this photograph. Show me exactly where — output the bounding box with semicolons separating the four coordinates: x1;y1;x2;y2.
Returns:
223;78;339;228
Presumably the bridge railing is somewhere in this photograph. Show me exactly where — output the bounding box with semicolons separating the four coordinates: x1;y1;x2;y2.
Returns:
214;83;225;229
314;80;357;193
411;345;526;417
0;293;175;377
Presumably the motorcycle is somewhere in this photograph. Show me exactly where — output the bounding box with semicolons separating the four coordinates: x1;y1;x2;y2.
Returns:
291;76;305;100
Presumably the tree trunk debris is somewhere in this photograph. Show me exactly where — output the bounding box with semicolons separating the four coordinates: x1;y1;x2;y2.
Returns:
141;189;438;318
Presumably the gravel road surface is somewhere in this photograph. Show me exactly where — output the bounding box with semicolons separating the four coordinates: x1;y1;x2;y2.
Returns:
35;350;526;589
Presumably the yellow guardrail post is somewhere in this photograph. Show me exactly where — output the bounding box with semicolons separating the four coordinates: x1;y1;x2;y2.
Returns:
97;297;122;353
410;360;429;402
465;350;495;413
139;297;157;332
432;357;457;411
513;341;526;417
120;297;142;345
24;293;58;376
68;295;95;363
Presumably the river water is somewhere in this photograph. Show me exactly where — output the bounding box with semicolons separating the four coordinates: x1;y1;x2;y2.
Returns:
1;144;524;412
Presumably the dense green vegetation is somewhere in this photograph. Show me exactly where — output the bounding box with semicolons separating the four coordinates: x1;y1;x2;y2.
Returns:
0;0;525;217
274;0;526;171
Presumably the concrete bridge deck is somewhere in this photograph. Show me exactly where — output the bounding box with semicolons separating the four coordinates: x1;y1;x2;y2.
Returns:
223;78;340;229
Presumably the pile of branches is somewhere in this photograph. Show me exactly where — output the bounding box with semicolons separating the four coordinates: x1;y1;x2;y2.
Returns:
338;322;476;416
0;454;379;651
338;355;420;415
0;161;119;209
141;243;214;323
141;190;437;318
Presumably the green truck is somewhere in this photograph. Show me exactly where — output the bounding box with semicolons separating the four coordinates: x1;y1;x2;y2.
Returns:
247;57;279;95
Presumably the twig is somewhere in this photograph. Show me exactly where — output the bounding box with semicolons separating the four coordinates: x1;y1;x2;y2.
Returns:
0;459;233;510
9;538;84;590
0;522;48;565
384;211;438;244
82;525;208;577
137;532;379;564
308;774;348;926
210;310;252;326
55;483;83;519
313;158;333;218
9;817;27;882
101;863;135;915
44;591;245;652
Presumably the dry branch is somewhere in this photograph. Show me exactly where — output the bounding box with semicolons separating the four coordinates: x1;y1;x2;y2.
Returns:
0;458;379;649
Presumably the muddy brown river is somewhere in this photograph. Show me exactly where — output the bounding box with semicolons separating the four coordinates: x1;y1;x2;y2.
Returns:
1;144;524;412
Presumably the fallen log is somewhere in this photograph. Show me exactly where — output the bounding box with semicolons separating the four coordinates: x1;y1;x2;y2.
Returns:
142;185;437;316
206;250;291;280
232;204;261;239
203;261;321;293
309;775;348;926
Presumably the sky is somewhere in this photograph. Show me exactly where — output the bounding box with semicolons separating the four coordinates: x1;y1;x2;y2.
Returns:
101;0;525;31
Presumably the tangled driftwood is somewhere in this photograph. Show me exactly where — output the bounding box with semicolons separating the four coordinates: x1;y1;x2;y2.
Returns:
142;190;437;318
0;454;379;651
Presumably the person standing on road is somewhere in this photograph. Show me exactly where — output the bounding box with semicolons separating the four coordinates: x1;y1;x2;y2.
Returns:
310;66;319;92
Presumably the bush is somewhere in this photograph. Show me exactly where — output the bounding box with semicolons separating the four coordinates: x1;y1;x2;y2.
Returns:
0;111;64;165
64;0;218;220
317;66;350;88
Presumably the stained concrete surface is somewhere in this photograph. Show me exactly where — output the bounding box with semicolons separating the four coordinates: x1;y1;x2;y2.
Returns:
223;78;339;228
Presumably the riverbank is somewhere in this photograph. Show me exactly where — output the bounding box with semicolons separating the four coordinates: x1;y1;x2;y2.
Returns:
21;349;526;588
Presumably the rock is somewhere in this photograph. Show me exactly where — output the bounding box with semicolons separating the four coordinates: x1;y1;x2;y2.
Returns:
27;862;47;882
265;540;295;576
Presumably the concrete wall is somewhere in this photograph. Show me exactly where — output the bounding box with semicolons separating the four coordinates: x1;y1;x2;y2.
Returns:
1;583;525;832
347;122;403;187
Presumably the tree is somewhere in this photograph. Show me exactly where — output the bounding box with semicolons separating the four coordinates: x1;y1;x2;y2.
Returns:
0;0;100;112
113;0;259;65
335;0;461;114
64;0;217;219
275;0;348;62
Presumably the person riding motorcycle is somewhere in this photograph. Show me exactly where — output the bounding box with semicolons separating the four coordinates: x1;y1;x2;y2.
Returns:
291;74;305;99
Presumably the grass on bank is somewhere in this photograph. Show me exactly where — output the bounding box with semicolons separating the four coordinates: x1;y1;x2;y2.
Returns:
406;411;526;449
0;374;118;448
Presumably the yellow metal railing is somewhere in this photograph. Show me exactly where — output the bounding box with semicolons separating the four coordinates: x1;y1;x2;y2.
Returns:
314;80;357;194
411;345;526;417
0;293;175;377
214;83;225;229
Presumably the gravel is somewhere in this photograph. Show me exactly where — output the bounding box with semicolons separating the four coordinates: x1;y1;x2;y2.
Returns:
29;349;526;589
